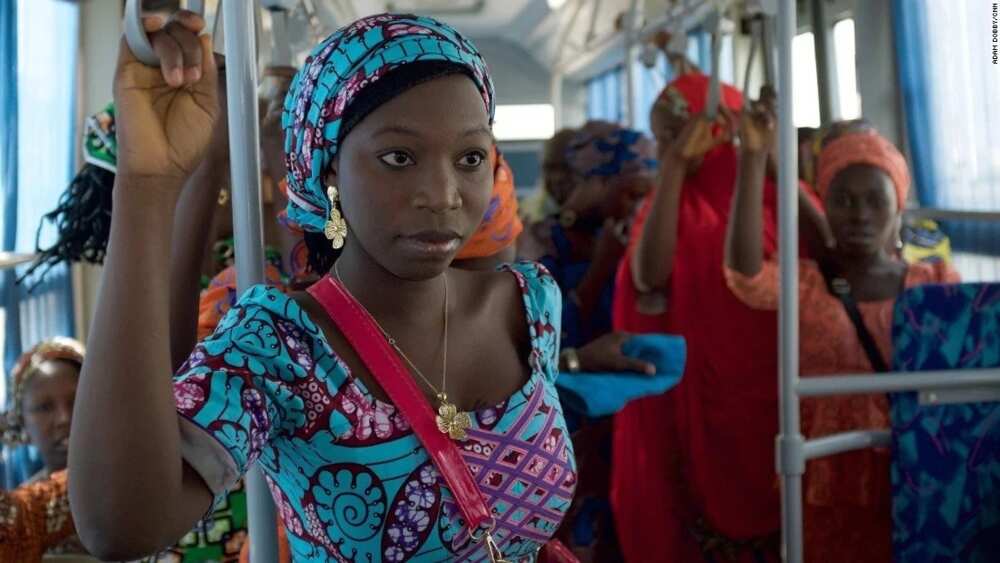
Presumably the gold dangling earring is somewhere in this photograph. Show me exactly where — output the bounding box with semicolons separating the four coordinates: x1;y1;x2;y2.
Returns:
324;185;347;250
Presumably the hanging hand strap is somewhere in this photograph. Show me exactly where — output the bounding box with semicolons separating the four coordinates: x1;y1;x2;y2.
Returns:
124;0;206;66
306;276;494;532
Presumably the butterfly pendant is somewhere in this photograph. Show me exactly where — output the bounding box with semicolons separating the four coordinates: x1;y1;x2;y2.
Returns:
435;395;472;441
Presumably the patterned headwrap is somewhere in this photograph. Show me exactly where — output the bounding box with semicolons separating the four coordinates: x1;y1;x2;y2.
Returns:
1;338;85;446
83;103;117;173
566;123;658;179
816;130;910;208
455;148;523;260
281;13;496;234
655;72;744;119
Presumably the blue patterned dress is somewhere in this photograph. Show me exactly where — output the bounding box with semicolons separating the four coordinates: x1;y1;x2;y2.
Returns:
172;262;577;562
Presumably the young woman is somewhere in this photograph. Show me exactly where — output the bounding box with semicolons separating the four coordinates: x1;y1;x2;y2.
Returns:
69;12;576;563
725;107;959;563
1;338;89;560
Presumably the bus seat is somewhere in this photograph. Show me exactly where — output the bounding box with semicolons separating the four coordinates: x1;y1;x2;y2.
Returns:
890;282;1000;562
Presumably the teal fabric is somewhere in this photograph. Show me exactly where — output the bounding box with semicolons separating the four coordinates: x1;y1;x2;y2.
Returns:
173;262;577;562
555;334;685;418
890;283;1000;562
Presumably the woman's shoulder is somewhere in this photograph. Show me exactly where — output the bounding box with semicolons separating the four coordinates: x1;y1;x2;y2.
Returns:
905;259;962;287
454;260;561;332
498;260;561;314
228;284;318;329
193;283;336;381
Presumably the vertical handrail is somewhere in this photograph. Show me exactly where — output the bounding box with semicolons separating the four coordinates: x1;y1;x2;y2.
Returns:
743;17;760;99
704;8;723;120
551;72;564;129
810;0;839;124
623;0;640;127
775;1;803;562
221;1;278;562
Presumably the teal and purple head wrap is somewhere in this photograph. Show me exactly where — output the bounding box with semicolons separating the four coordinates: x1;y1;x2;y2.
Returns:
566;123;658;180
281;13;496;233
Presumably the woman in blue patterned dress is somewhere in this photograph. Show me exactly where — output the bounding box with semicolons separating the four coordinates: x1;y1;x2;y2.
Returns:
68;11;576;563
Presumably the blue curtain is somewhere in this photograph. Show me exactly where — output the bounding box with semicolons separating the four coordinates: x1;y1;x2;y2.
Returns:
0;0;25;490
0;0;18;391
631;55;671;134
586;65;625;123
2;0;79;489
892;0;940;210
893;0;1000;256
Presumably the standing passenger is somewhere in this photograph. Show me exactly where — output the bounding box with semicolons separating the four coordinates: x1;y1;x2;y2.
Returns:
0;338;89;560
69;12;577;562
725;110;959;563
611;73;787;563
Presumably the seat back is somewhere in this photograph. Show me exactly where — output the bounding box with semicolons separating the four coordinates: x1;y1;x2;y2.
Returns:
890;282;1000;562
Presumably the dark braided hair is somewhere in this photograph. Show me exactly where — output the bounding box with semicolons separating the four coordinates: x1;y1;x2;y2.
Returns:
18;163;115;290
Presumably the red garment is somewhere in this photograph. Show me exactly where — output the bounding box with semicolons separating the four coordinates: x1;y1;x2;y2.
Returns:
610;73;784;563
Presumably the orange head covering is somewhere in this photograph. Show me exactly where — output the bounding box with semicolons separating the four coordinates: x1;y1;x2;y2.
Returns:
816;131;910;209
455;147;523;260
2;338;85;446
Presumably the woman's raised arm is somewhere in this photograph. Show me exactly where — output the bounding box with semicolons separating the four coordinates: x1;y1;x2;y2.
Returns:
725;104;775;277
69;14;218;560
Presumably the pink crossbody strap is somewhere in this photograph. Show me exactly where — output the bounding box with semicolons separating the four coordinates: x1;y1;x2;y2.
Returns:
306;276;492;531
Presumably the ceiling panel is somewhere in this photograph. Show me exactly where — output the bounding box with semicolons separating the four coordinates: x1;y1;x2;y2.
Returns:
343;0;535;36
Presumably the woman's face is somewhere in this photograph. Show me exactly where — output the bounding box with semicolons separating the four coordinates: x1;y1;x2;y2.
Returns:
824;164;900;259
21;360;79;473
650;98;687;147
331;74;494;280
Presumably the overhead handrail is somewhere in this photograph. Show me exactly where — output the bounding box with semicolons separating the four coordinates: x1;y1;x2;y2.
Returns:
124;0;263;68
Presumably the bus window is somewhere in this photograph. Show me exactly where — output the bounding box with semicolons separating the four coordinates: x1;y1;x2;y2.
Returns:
793;31;820;127
834;18;861;120
494;104;557;141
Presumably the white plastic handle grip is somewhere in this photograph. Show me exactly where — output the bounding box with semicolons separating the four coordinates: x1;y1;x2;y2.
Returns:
123;0;206;66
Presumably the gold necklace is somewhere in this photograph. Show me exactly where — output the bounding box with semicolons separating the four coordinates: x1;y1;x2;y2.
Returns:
334;262;472;441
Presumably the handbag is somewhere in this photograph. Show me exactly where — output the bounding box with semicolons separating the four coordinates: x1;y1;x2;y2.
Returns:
307;276;578;563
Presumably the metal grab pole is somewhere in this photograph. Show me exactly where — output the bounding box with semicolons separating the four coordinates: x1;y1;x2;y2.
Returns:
624;0;640;128
221;1;278;562
810;0;839;124
775;1;803;562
